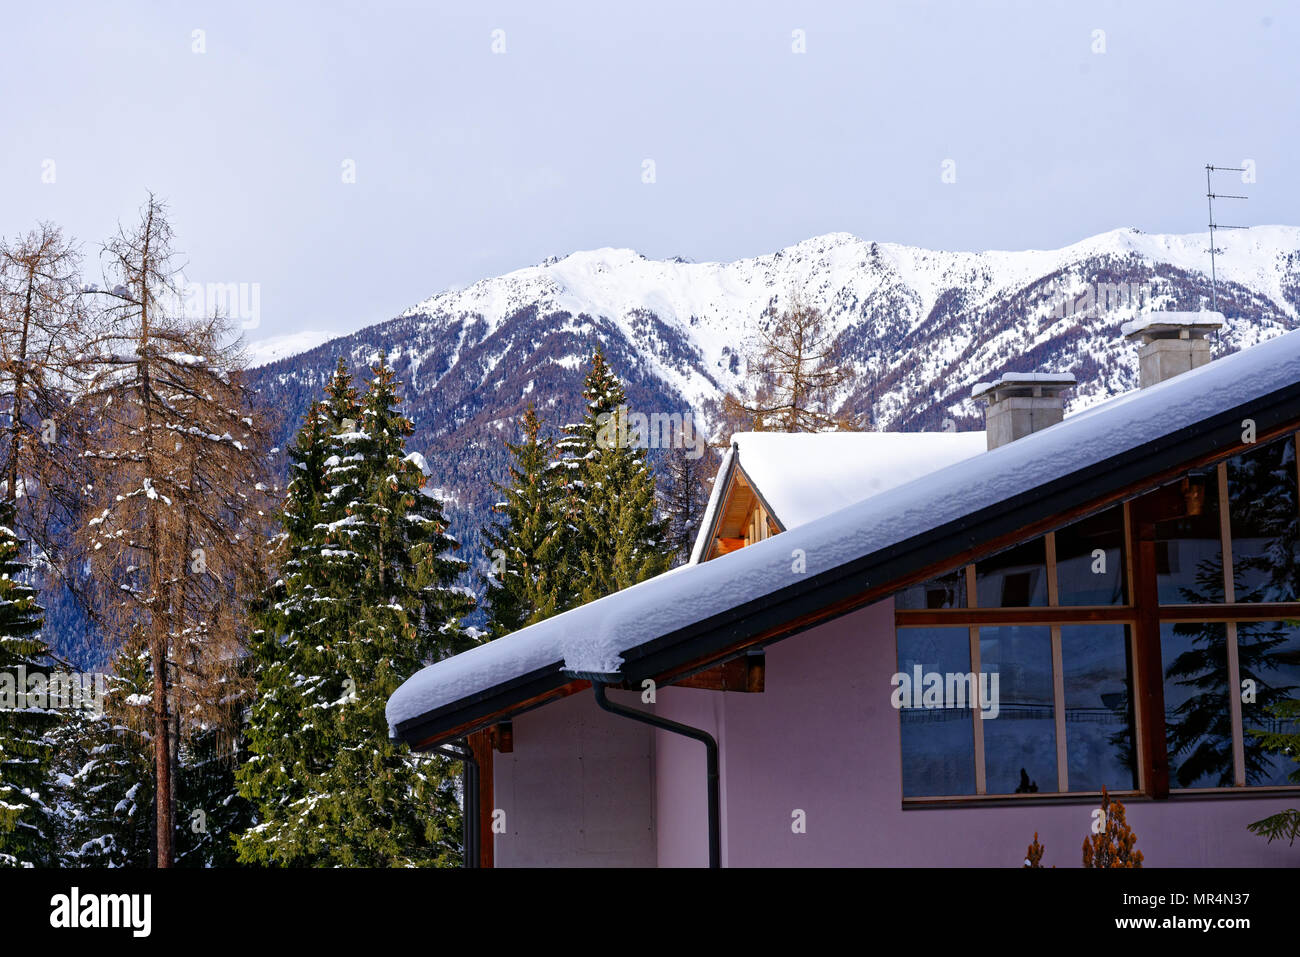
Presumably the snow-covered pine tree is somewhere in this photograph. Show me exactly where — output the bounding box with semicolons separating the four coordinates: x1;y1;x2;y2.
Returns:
236;375;359;866
308;354;476;866
59;636;155;867
552;349;671;607
243;356;474;866
482;404;569;636
0;502;59;866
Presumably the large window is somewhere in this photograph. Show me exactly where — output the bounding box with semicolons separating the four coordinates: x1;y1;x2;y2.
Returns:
1227;437;1299;603
1163;618;1300;789
896;567;966;610
1161;621;1233;788
894;431;1300;801
1240;620;1300;786
1156;472;1223;604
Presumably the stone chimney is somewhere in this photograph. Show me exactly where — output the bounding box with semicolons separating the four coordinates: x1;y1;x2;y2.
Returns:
1121;311;1224;389
972;373;1076;450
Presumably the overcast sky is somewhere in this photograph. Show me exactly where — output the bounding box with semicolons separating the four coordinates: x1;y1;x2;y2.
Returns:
6;0;1295;343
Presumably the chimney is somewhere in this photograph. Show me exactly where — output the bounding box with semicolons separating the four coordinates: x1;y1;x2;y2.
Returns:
972;373;1076;450
1121;311;1224;388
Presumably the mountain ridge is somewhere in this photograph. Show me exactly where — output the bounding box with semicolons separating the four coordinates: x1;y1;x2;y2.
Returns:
243;222;1300;596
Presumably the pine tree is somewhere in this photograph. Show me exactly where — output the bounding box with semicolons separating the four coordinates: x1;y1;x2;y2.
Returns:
551;349;671;608
311;354;475;866
0;502;59;867
236;374;358;866
0;223;91;572
722;298;862;432
241;356;475;866
59;636;155;867
482;405;568;636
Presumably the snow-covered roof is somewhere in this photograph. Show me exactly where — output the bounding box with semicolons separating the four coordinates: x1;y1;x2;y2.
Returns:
1121;311;1225;337
387;328;1300;740
691;430;987;561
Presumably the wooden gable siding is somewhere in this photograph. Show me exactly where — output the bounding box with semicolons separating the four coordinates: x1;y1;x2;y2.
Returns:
704;463;781;561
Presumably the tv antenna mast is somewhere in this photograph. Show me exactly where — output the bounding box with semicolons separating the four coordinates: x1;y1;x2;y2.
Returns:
1205;164;1249;314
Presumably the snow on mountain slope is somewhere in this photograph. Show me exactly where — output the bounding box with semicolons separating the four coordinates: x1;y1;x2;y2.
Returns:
383;225;1300;420
242;329;335;367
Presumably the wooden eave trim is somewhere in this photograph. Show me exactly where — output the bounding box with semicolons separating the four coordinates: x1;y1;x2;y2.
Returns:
670;652;765;692
894;601;1300;626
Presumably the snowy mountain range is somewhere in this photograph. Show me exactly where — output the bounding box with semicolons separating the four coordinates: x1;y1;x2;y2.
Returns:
246;224;1300;551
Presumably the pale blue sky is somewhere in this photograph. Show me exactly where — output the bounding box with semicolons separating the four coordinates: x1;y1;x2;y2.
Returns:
5;0;1295;341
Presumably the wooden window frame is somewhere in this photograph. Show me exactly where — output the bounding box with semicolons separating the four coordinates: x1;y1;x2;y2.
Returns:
896;435;1300;805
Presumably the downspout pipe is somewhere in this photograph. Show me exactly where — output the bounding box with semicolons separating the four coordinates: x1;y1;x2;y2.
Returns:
591;681;721;868
436;740;479;869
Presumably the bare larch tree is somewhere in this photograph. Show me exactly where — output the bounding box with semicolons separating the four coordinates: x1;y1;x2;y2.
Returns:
723;298;862;433
78;195;272;867
0;224;93;571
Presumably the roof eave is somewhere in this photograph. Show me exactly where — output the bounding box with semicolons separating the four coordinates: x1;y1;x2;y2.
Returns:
396;379;1300;750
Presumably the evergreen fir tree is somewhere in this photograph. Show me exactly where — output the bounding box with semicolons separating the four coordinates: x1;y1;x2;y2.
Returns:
0;501;59;867
552;349;671;607
241;356;475;866
236;373;359;866
482;404;568;636
59;636;155;867
308;354;475;866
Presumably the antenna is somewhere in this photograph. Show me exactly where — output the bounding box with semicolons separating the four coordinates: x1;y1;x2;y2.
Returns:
1205;164;1249;315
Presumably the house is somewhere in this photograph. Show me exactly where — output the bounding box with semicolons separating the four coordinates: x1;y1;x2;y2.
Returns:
387;312;1300;867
